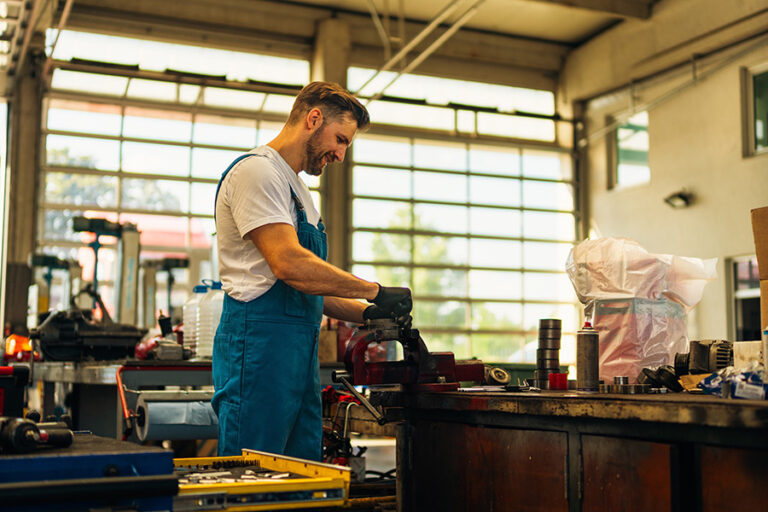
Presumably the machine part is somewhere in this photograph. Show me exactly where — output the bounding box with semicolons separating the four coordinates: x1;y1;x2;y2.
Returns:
614;376;629;385
576;324;600;391
141;257;190;324
117;224;141;325
538;327;561;339
638;366;684;392
0;417;74;453
538;338;561;349
141;263;158;329
674;339;734;376
655;365;684;392
332;371;386;425
341;318;485;393
534;369;557;380
626;384;651;394
537;348;560;359
638;367;662;387
72;216;123;301
484;367;511;385
539;318;562;330
537;359;561;370
29;254;72;317
30;284;147;361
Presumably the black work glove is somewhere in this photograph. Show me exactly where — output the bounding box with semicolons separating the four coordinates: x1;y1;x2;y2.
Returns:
363;284;412;320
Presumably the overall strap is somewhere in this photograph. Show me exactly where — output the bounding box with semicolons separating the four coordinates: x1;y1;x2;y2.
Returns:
214;154;256;222
289;187;325;233
289;187;307;224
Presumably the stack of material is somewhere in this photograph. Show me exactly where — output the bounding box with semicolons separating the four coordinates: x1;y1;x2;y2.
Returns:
535;318;561;390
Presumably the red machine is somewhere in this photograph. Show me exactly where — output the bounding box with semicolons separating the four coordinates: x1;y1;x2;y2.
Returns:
332;319;484;424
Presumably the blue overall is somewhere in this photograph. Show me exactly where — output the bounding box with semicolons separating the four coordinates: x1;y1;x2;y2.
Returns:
212;154;327;460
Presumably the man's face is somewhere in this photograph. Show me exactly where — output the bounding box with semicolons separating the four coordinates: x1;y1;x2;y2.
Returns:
304;114;358;176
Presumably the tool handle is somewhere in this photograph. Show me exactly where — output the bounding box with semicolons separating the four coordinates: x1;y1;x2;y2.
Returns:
332;372;387;425
38;428;74;448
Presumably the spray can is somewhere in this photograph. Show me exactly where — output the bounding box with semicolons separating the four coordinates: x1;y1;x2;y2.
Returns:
577;321;599;392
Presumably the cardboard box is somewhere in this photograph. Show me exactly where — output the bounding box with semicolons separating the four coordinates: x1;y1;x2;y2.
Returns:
318;329;338;363
751;206;768;329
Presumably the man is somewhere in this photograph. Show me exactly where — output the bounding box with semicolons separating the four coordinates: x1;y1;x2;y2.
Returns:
212;81;411;461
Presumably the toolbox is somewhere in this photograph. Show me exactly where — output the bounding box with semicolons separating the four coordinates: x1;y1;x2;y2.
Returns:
174;449;350;511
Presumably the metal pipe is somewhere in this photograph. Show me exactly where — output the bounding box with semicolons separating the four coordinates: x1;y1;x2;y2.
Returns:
42;0;75;82
580;31;768;146
354;0;465;94
365;0;486;104
13;0;44;79
366;0;391;62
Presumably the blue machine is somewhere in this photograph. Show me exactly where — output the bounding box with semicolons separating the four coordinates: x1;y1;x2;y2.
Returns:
0;433;177;511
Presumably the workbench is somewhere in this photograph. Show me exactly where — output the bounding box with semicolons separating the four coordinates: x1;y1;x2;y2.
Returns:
25;360;213;438
365;390;768;512
26;361;344;439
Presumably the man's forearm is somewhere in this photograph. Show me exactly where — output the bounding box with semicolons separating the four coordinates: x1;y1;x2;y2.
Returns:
277;246;378;299
323;296;367;323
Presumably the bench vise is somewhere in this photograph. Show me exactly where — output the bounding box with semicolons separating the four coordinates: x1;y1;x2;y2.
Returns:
332;318;484;424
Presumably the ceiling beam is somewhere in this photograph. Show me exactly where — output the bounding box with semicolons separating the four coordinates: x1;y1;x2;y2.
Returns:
524;0;653;19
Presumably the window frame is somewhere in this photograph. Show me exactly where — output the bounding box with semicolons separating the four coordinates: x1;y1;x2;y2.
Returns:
607;111;651;190
38;60;314;318
348;127;580;363
741;62;768;158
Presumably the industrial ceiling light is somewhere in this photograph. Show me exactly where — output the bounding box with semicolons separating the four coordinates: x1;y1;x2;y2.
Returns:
664;189;693;209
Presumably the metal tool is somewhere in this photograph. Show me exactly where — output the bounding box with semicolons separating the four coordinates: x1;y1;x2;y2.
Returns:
332;318;485;423
0;416;73;453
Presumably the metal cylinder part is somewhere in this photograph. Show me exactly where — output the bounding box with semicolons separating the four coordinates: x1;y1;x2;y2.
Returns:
538;338;561;350
614;376;629;385
536;348;560;359
538;327;561;339
539;318;561;330
537;359;561;370
576;325;599;391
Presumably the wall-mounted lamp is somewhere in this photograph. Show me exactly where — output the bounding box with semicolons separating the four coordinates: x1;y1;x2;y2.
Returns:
664;189;694;209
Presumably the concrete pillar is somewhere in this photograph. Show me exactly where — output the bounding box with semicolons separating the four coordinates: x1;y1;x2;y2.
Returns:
5;34;45;333
312;18;352;270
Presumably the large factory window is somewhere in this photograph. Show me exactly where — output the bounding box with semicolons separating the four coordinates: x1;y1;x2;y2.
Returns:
347;68;579;364
37;30;312;319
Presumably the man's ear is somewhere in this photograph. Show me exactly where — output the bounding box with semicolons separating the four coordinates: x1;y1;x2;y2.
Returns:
306;108;323;130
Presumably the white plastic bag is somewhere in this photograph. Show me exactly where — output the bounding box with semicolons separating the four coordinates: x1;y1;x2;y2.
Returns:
566;238;717;382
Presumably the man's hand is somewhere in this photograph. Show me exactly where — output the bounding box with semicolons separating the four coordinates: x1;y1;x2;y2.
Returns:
363;285;412;320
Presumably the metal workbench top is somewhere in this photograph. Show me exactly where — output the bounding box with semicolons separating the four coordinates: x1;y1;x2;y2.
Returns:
400;390;768;430
20;359;212;385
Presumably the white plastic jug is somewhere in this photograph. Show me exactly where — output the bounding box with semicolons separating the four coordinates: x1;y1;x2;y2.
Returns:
196;281;224;359
182;284;208;357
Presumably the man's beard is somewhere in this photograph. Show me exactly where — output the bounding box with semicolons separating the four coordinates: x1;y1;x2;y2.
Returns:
305;125;331;176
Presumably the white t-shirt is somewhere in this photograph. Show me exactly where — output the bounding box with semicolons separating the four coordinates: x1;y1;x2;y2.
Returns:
215;145;321;301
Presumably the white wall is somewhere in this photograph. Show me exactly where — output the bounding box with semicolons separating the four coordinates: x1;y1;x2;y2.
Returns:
560;0;768;340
